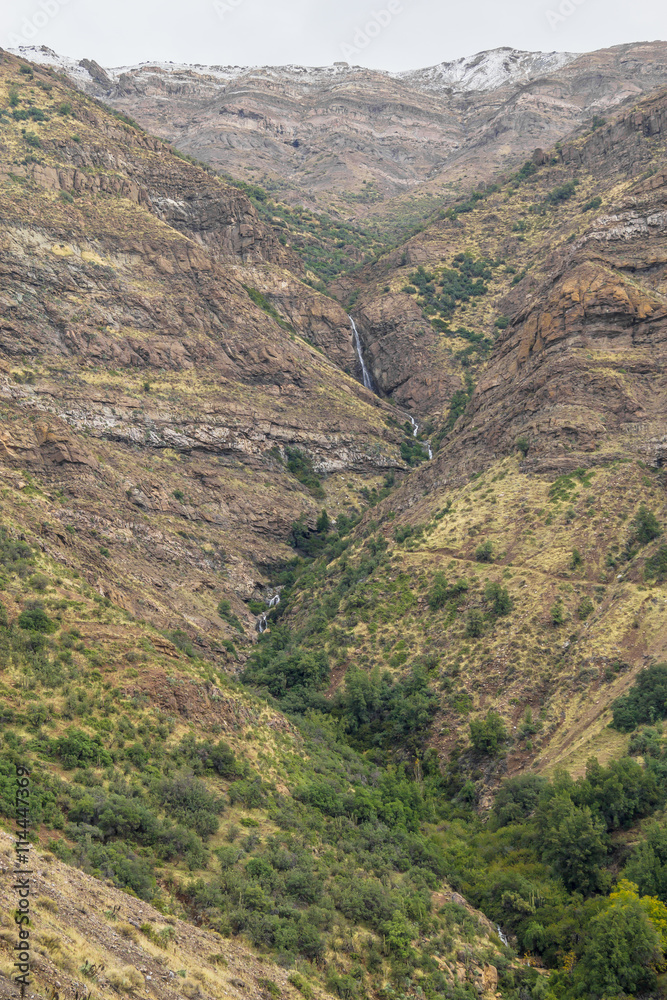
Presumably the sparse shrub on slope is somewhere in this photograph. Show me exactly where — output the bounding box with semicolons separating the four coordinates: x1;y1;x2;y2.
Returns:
611;664;667;731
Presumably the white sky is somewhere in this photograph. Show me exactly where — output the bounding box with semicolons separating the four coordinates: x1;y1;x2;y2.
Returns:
2;0;666;71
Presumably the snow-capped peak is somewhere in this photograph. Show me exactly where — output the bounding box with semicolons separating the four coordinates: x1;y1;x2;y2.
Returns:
9;44;578;97
398;47;578;93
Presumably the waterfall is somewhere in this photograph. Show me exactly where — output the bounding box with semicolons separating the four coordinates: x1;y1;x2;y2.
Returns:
496;925;509;947
256;592;281;633
406;414;433;461
349;316;374;391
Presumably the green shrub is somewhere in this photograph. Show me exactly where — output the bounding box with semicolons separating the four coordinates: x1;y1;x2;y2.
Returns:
465;609;484;637
484;581;512;617
470;711;508;755
475;540;493;563
285;447;325;499
550;601;565;625
493;774;547;827
611;664;667;731
577;596;594;619
633;505;661;545
645;545;667;582
54;728;112;768
18;606;58;633
156;775;224;837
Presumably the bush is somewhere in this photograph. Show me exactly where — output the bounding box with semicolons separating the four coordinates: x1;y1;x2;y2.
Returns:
285;447;325;499
470;711;508;755
544;181;577;206
645;545;667;582
633;505;661;545
516;436;529;457
611;664;667;731
493;774;547;827
475;540;493;563
428;572;449;611
550;601;565;626
54;728;112;769
577;596;594;619
156;775;224;837
484;581;512;617
465;609;484;638
18;606;58;633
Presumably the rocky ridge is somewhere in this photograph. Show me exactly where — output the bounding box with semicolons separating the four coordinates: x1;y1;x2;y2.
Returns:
12;42;667;220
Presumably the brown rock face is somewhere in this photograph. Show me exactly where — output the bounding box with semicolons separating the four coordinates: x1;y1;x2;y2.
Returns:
0;52;404;647
30;41;667;218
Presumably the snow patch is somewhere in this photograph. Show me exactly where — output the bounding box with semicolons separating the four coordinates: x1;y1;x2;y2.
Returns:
10;44;579;96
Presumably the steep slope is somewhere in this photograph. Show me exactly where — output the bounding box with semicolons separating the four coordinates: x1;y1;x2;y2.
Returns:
0;50;408;653
0;528;510;1000
16;41;667;223
245;86;667;784
348;80;667;418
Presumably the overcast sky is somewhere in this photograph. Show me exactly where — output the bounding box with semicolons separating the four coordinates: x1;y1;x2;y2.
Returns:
2;0;666;71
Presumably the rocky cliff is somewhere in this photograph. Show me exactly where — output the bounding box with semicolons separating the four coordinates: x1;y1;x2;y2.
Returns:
0;50;404;652
17;41;667;220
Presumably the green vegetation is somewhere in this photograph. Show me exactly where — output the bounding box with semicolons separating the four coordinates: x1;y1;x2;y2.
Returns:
407;255;494;325
284;447;325;499
243;285;294;332
611;664;667;731
228;178;427;284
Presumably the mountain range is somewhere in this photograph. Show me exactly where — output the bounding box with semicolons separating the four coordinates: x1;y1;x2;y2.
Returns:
1;38;667;1000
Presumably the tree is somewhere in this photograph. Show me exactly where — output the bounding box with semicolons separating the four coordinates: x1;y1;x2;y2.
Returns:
611;663;667;731
470;710;508;756
537;795;608;893
316;509;330;533
633;505;661;545
578;891;660;997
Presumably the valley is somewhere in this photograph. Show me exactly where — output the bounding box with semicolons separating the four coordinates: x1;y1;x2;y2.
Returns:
0;39;667;1000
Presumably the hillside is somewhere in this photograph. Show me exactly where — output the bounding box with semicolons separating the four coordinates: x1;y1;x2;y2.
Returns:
2;42;667;1000
0;48;422;655
16;41;667;224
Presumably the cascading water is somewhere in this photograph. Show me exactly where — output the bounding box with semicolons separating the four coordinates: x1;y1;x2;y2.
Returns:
256;592;281;634
349;316;374;391
496;925;509;947
407;414;433;461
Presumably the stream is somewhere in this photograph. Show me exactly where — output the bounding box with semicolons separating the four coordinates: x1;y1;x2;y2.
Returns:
256;592;280;633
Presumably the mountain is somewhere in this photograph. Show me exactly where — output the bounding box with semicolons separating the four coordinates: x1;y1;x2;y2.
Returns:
0;49;409;654
3;42;667;1000
14;41;667;222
